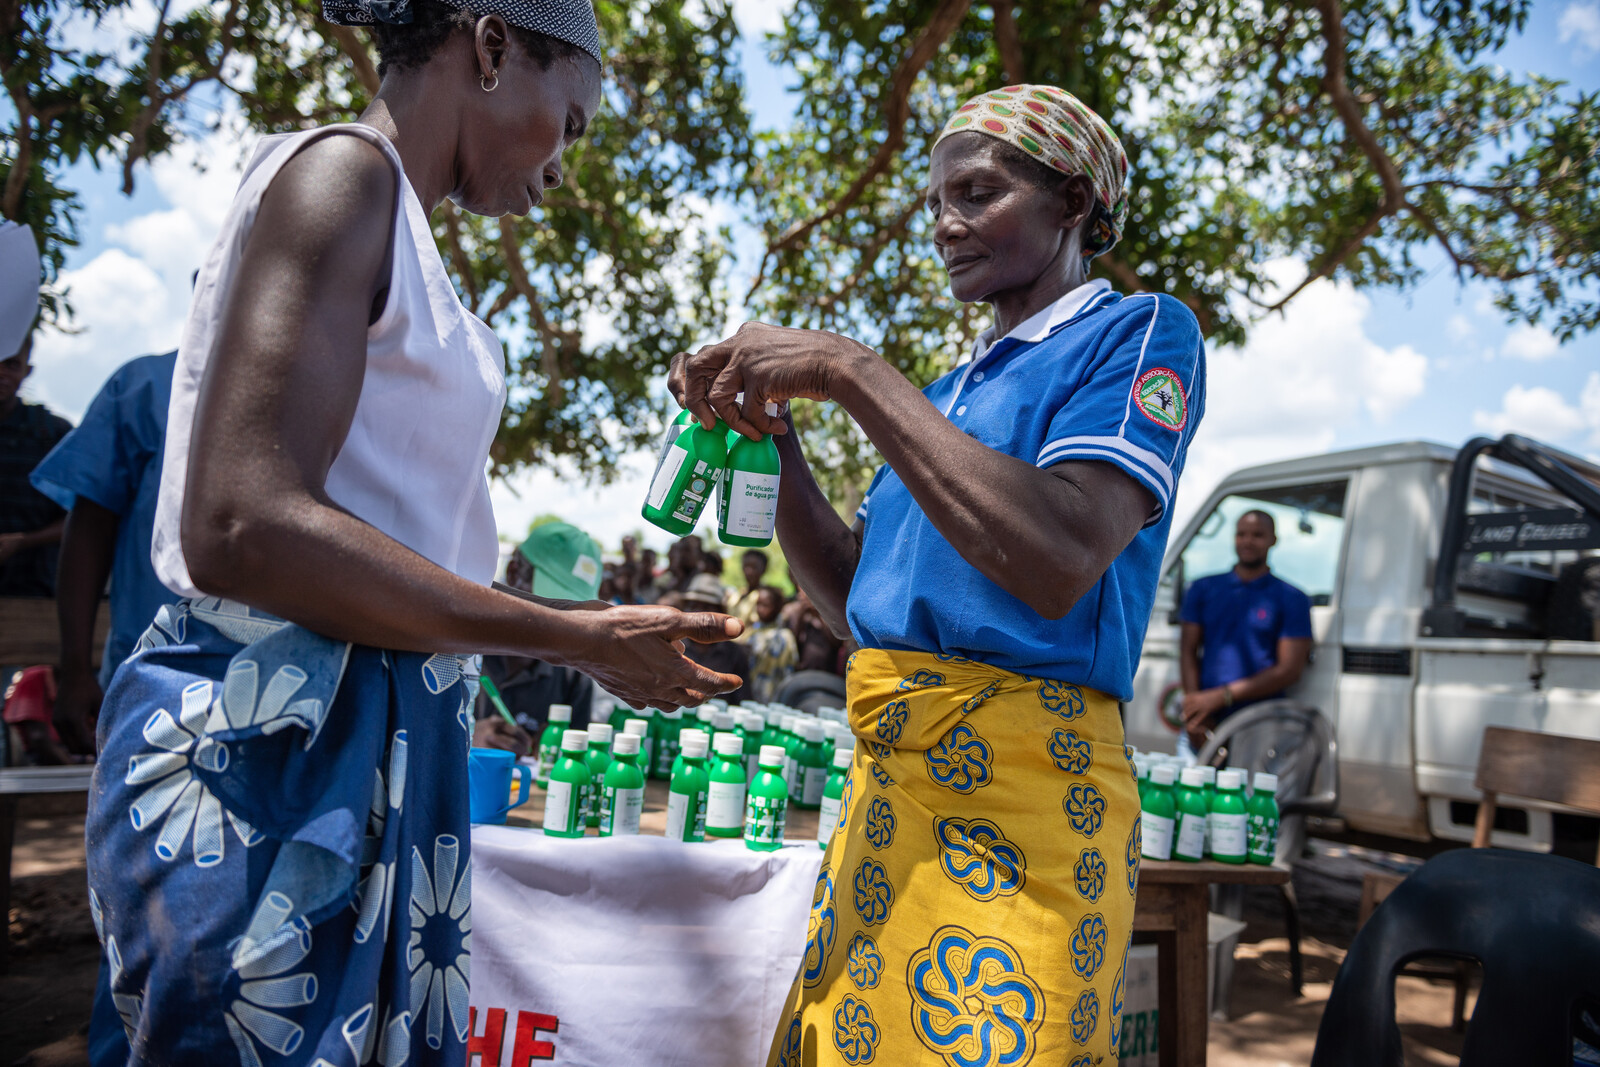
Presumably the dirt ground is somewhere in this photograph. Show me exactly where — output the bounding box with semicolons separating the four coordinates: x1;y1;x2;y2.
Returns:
3;802;1476;1067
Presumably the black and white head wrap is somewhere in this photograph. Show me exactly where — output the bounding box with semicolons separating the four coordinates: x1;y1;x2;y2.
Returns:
323;0;602;66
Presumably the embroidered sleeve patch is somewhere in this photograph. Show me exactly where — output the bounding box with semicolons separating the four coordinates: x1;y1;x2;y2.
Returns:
1133;368;1187;431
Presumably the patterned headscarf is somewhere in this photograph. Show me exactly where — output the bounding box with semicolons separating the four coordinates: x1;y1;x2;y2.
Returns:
323;0;603;66
934;85;1129;261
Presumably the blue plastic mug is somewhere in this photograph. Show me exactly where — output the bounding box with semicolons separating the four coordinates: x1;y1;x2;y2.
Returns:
468;746;532;824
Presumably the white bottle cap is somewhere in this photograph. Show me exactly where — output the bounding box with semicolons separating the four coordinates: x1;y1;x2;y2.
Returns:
781;714;797;733
1199;765;1217;785
1133;756;1150;779
712;711;734;731
587;723;614;745
1180;766;1207;788
713;732;744;757
758;744;788;768
800;720;824;743
623;718;650;737
548;704;573;723
1151;764;1177;786
832;748;853;770
764;708;785;728
707;698;728;711
561;729;589;753
1253;771;1279;793
765;401;780;417
680;731;710;759
741;701;768;712
612;733;641;757
742;711;767;732
1217;769;1246;790
696;706;715;723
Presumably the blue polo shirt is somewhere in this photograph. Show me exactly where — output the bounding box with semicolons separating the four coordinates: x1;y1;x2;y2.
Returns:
1179;569;1313;700
31;352;179;688
847;281;1206;702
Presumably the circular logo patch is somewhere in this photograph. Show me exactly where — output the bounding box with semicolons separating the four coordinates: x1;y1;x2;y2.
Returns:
1133;368;1187;431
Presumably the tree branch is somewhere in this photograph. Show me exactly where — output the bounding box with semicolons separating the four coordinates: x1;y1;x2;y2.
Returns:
326;23;381;95
994;3;1024;84
815;197;922;319
439;201;478;305
498;216;577;408
746;0;974;300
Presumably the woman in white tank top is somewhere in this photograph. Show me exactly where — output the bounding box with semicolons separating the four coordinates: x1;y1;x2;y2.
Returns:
85;3;742;1062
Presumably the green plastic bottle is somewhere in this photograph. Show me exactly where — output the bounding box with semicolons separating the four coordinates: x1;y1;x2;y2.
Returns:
694;705;717;735
782;715;804;800
647;407;693;493
666;730;710;842
650;707;683;780
816;747;853;849
600;732;646;837
793;719;828;809
1247;771;1281;865
711;709;735;737
739;711;766;779
543;729;592;839
623;717;653;782
671;724;698;781
583;723;614;828
705;732;749;839
1141;763;1177;860
719;404;782;548
607;701;633;736
744;744;790;852
535;703;573;788
1209;769;1249;864
1173;766;1209;863
1197;764;1218;855
642;418;729;536
1134;756;1151;807
759;708;786;754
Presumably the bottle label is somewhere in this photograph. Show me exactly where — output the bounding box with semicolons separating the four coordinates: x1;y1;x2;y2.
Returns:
536;743;558;784
817;795;843;846
666;790;704;841
670;463;720;525
1210;812;1248;858
603;786;644;837
724;470;781;540
646;444;688;510
1175;812;1206;860
656;739;679;778
1247;814;1278;861
801;764;827;806
1141;812;1175;860
745;793;787;845
544;780;575;835
746;754;759;781
784;756;799;798
706;781;746;831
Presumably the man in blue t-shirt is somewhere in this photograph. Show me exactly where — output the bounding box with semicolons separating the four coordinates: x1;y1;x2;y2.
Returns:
1178;509;1313;747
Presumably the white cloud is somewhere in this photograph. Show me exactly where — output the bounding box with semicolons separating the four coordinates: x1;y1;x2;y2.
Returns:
1471;374;1600;445
1173;258;1430;530
731;0;795;37
1500;322;1563;362
1559;2;1600;55
1446;314;1475;343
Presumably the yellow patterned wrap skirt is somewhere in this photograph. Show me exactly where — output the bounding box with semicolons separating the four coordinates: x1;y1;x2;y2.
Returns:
766;648;1141;1067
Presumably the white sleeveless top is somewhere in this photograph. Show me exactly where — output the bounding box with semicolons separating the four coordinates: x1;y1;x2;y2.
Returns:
153;124;506;597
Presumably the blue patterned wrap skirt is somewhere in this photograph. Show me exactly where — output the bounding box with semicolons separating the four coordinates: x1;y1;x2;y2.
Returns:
85;597;478;1065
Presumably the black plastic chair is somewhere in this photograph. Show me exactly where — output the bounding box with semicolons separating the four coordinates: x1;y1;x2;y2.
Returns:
1199;699;1338;1005
774;670;846;716
1311;848;1600;1067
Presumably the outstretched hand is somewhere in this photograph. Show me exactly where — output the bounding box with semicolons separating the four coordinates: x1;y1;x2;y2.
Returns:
562;604;745;712
669;322;870;441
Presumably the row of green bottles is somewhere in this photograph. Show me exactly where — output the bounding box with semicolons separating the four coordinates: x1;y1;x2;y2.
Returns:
1138;762;1278;865
666;730;711;842
815;747;853;849
641;407;781;546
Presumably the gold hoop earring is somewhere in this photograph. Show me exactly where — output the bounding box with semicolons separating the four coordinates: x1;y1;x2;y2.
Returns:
480;72;499;92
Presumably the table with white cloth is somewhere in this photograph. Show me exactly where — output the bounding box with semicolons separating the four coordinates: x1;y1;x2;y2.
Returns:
468;780;824;1066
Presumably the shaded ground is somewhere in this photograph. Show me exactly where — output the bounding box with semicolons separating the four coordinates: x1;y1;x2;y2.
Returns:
3;808;1478;1066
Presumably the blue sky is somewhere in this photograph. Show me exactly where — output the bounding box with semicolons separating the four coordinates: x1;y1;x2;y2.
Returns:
23;0;1600;550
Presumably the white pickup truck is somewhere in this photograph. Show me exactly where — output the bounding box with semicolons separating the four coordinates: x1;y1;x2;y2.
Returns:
1126;434;1600;853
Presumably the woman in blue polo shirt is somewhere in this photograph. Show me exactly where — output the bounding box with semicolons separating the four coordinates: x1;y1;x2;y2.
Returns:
673;85;1205;1066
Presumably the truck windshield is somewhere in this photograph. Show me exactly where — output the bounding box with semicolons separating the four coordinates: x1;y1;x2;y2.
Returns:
1179;480;1349;606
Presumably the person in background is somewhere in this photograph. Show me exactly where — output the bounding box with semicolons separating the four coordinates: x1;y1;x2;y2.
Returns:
30;350;180;754
700;548;723;578
596;565;616;604
472;521;601;750
635;545;660;603
784;587;843;674
1179;509;1313;749
681;573;750;703
2;665;76;765
609;560;640;605
745;585;796;702
724;547;769;629
0;333;71;596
